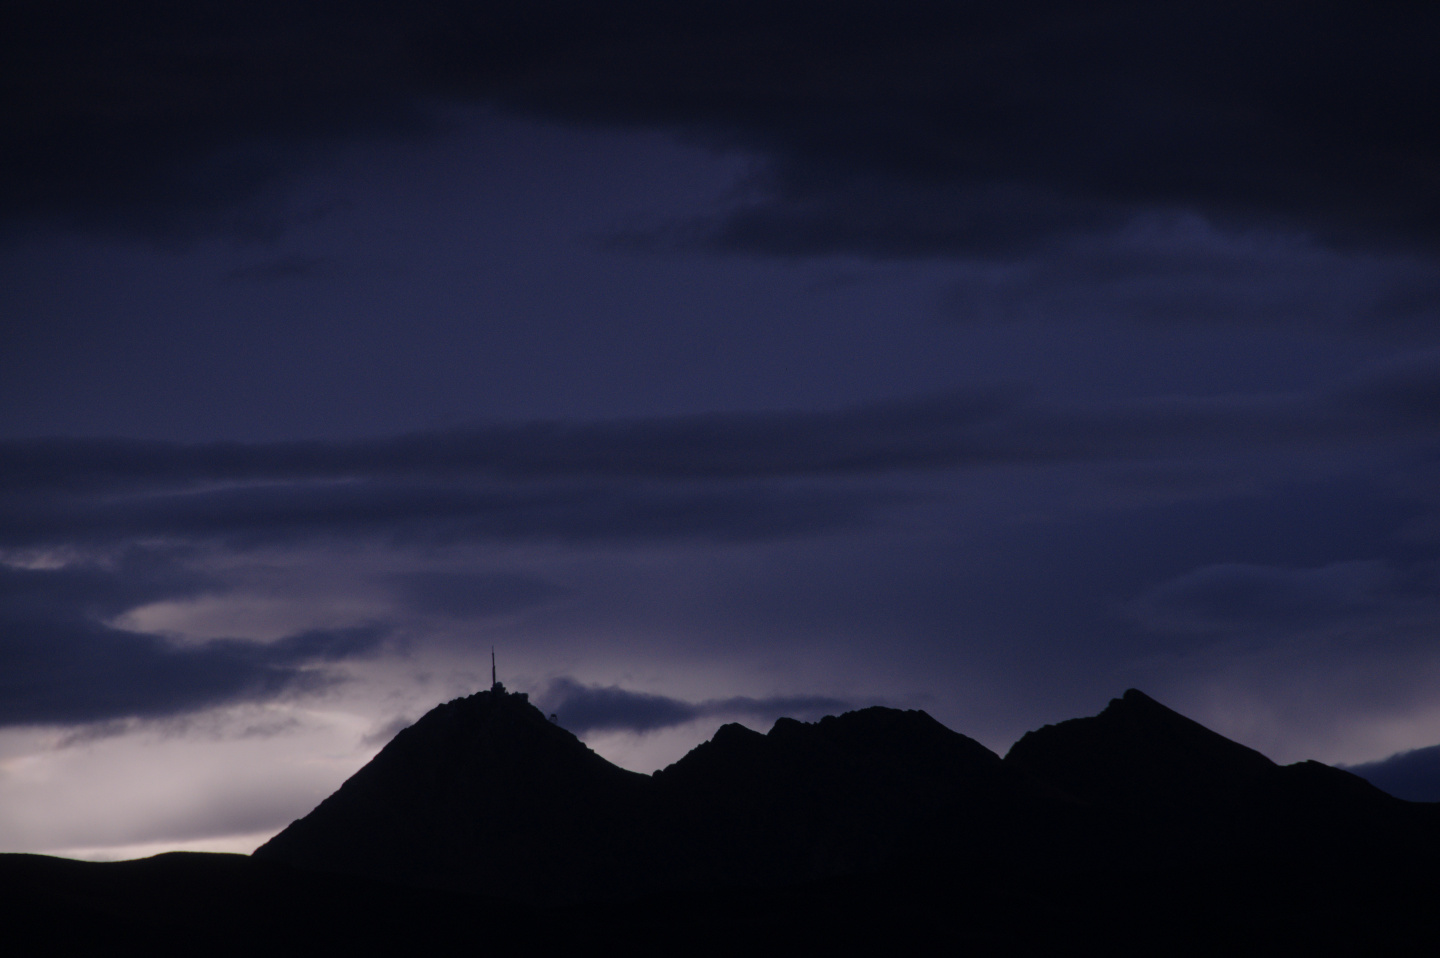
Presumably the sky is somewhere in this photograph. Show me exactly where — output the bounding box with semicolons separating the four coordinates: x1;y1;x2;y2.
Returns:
3;1;1440;858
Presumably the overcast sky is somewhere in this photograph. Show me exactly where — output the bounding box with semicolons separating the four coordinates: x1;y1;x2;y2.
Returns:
4;1;1440;859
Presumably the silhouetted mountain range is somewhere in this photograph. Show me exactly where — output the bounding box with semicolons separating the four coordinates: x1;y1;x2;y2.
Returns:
9;687;1440;954
255;684;1438;903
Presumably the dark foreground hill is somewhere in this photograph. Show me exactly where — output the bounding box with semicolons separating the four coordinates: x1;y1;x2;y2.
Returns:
8;688;1440;955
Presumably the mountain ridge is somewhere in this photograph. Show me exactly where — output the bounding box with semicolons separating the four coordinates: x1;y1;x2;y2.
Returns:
10;686;1440;954
254;684;1438;903
1002;687;1428;864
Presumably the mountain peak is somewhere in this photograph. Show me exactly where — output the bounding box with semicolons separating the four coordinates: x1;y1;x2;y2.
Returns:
254;686;650;901
1117;687;1160;707
654;706;1001;786
1004;688;1277;813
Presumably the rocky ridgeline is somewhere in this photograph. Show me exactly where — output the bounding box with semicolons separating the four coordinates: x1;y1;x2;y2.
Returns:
253;686;1439;903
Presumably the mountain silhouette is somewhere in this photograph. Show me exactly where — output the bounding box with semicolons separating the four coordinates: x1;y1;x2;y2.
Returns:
254;685;652;901
1007;688;1280;806
647;706;1048;886
1004;689;1435;865
255;688;1059;898
257;684;1438;903
14;686;1440;954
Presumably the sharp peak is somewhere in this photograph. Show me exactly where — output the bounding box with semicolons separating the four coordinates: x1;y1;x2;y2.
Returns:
1108;688;1167;712
1087;688;1200;725
1008;686;1278;768
1104;689;1232;729
1011;688;1218;742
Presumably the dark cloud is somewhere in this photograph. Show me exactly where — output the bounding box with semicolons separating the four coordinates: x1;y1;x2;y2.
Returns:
5;3;1437;253
7;358;1440;549
390;571;567;619
1129;560;1393;634
544;679;699;734
1344;744;1440;802
941;217;1440;330
0;547;214;621
669;171;1128;260
0;479;897;549
1;0;429;240
0;616;388;727
1333;350;1440;427
223;255;328;283
0;556;388;726
540;677;852;736
14;352;1440;496
265;625;389;663
0;389;1015;493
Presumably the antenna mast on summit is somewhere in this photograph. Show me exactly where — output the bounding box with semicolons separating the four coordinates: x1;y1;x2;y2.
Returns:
491;646;497;690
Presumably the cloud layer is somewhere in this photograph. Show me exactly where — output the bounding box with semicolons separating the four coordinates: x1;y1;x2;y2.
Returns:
1346;744;1440;802
4;353;1439;734
540;677;851;735
1130;561;1394;634
6;3;1438;252
0;554;389;726
4;354;1439;551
